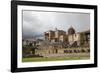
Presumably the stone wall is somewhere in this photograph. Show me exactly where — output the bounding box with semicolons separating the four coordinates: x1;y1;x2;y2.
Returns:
35;47;90;58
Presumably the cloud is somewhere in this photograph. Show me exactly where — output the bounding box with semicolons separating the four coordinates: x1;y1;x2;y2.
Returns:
22;11;90;39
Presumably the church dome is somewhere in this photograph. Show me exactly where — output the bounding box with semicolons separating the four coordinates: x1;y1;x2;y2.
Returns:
68;26;75;35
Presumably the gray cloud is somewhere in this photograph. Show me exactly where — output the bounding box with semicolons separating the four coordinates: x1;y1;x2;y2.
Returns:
22;11;90;39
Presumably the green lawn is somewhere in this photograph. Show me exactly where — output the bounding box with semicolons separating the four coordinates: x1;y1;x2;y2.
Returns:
22;57;90;62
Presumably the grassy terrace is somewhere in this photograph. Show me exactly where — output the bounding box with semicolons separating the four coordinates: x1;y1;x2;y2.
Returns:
22;46;90;62
22;56;90;62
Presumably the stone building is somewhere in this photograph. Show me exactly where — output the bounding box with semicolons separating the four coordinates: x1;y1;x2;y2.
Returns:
44;27;90;47
44;28;67;43
22;26;90;58
34;27;90;57
67;27;90;47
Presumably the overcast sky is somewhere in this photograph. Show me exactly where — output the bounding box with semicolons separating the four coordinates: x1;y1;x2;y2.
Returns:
22;10;90;39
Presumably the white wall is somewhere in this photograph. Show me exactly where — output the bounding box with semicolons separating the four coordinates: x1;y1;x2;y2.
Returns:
0;0;99;73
